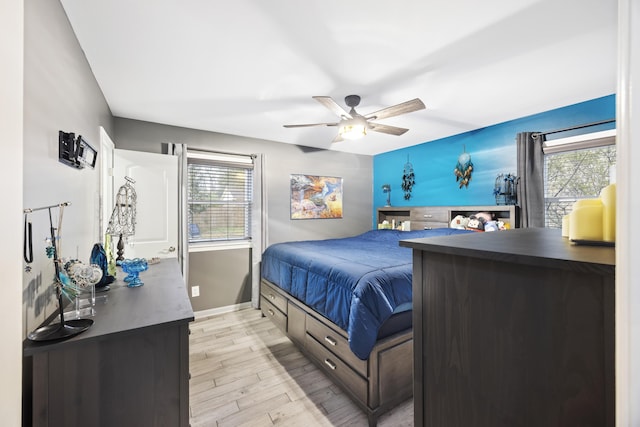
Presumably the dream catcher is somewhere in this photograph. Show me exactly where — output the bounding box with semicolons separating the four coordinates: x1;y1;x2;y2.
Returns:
401;156;415;200
454;145;473;188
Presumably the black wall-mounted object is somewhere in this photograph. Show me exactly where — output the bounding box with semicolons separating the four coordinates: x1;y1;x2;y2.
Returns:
59;130;98;169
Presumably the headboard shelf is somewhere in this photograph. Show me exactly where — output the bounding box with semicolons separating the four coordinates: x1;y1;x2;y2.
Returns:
377;205;519;230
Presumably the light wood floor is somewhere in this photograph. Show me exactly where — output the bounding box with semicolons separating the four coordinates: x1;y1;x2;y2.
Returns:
189;308;413;427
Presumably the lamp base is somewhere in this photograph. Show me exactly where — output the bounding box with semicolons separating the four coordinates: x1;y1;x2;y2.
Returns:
116;233;125;262
27;318;94;342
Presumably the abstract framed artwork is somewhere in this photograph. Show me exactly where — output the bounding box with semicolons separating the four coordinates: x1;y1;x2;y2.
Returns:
290;174;343;219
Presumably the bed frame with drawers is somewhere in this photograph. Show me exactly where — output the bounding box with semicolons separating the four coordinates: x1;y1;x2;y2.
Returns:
260;278;412;427
260;205;519;425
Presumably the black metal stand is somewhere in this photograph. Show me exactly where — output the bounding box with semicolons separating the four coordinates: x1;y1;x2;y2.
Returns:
27;205;93;342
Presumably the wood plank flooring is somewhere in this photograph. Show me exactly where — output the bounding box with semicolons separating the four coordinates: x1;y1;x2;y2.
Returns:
189;308;413;427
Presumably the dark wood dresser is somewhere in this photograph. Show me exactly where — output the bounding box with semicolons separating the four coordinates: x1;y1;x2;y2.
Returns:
23;259;194;427
401;228;615;427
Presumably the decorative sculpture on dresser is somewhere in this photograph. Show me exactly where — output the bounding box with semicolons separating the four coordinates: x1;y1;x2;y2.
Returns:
106;176;137;262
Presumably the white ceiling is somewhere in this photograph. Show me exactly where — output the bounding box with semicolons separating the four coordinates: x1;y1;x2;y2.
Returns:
60;0;617;156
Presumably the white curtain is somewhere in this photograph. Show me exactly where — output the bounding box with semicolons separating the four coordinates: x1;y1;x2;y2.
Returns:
168;143;189;284
251;153;266;308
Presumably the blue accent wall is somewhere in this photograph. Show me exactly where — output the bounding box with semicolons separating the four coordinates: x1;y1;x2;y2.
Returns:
372;95;615;225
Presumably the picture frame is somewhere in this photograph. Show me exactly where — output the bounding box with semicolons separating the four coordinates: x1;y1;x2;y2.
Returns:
290;174;343;219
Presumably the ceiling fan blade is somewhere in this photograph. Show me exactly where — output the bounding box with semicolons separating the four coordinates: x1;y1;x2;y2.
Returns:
283;122;339;128
313;96;352;119
365;98;425;121
369;122;409;136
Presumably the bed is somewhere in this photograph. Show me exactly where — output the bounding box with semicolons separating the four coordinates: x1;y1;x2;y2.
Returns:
260;227;473;426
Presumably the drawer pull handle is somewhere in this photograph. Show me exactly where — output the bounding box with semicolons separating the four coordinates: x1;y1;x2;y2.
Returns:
424;227;432;230
324;359;337;370
267;309;274;316
424;214;433;218
268;294;276;300
324;336;337;346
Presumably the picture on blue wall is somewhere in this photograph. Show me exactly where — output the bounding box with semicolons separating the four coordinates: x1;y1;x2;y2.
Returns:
290;174;343;219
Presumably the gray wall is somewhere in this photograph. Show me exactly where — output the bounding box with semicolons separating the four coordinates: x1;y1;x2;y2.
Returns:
113;117;373;312
22;0;114;337
113;118;374;244
3;0;24;420
188;249;252;311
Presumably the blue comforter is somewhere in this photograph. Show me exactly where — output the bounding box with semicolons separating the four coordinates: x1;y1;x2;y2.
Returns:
260;228;472;359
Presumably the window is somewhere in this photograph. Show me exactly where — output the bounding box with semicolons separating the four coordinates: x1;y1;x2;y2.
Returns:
187;151;253;243
543;130;616;228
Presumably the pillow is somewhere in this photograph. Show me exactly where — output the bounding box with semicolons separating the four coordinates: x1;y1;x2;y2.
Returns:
450;215;469;229
484;220;499;232
465;215;485;231
473;212;494;222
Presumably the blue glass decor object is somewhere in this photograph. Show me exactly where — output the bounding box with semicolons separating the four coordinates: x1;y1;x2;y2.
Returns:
90;243;116;289
121;258;148;287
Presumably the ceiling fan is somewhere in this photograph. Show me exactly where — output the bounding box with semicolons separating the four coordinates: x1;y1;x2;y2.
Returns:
284;95;426;143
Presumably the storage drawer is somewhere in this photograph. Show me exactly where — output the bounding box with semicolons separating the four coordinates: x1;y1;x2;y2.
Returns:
410;207;449;222
410;220;449;230
305;333;368;405
306;314;367;377
260;296;287;333
287;300;306;346
260;280;288;314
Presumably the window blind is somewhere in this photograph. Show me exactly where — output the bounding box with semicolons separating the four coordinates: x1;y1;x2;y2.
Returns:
543;132;616;228
187;152;253;243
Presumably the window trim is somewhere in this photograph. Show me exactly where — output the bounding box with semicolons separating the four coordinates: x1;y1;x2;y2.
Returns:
543;129;616;154
188;239;251;252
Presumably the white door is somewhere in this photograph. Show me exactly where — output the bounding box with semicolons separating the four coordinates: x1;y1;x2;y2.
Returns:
99;127;115;243
111;149;178;259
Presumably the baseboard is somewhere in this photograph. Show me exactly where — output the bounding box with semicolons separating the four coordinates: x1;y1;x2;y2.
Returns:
194;301;253;319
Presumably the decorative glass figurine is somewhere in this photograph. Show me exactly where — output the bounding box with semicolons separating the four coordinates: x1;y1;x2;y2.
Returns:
90;242;115;289
121;258;148;287
62;260;103;319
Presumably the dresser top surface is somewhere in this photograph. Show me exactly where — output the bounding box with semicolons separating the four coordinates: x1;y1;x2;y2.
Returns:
400;227;615;272
24;258;194;355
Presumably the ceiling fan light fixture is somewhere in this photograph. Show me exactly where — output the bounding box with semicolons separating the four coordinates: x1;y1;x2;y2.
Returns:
339;116;368;140
283;95;425;143
339;123;367;140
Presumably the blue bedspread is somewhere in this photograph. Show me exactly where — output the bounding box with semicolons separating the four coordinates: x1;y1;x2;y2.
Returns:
261;228;473;359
